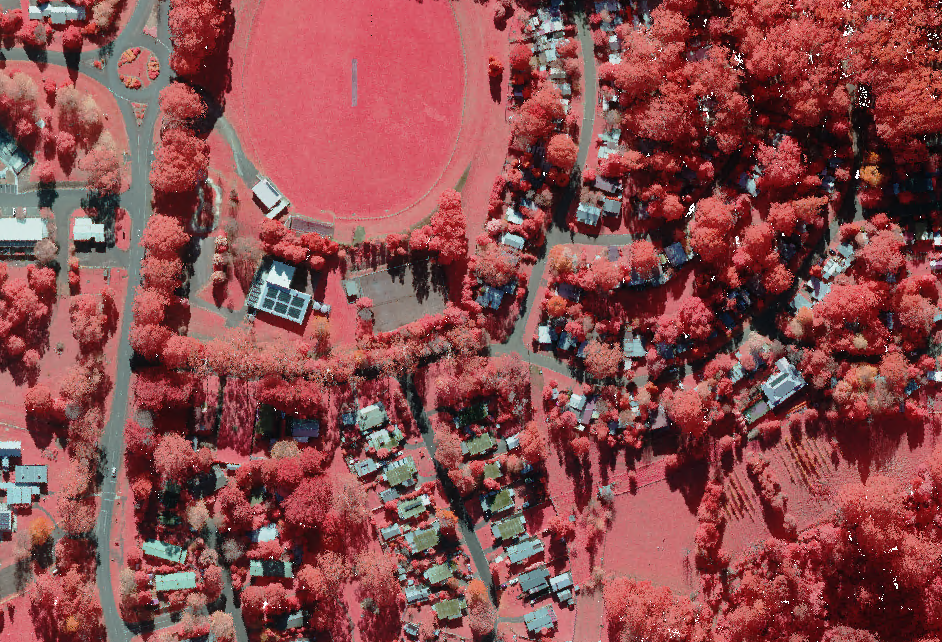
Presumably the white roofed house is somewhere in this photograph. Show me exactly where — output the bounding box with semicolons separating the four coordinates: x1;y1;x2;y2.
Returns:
29;2;85;24
576;203;602;226
357;402;387;432
73;217;105;244
0;218;46;255
501;233;526;251
761;358;805;409
252;177;290;219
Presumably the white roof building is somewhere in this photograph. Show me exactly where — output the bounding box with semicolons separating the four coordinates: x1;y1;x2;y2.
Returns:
253;177;289;218
0;218;46;247
501;233;526;251
29;2;85;24
73;217;105;243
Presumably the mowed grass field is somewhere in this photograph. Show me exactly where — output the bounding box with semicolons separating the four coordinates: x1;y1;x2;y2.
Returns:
233;0;465;219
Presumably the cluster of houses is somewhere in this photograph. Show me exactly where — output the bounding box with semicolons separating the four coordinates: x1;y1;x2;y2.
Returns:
0;442;48;535
485;434;573;637
346;403;474;628
513;0;573;107
534;242;697;357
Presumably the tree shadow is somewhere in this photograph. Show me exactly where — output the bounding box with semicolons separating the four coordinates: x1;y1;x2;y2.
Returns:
664;455;709;515
489;75;502;103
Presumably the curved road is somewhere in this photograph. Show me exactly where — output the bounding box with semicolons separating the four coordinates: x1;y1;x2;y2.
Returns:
0;1;237;641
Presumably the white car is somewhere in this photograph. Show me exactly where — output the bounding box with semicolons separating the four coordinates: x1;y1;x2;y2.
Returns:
111;467;117;478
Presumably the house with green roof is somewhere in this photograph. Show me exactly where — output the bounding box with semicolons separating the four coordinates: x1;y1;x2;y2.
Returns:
483;461;502;480
383;456;418;488
143;540;187;564
404;521;440;555
491;513;526;541
249;560;294;579
462;432;497;458
154;571;198;592
481;488;515;516
423;562;453;586
368;426;404;452
432;597;466;621
397;494;431;521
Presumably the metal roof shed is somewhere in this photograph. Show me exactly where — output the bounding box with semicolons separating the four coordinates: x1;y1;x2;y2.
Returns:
253;178;283;211
15;465;46;485
501;233;526;250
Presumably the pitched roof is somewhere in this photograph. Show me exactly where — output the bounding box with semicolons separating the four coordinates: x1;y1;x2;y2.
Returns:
432;598;466;621
760;358;805;408
482;488;515;515
423;563;453;585
383;456;418;487
491;513;526;541
525;605;558;633
519;566;550;595
357;403;388;431
506;537;544;564
143;540;187;564
154;572;197;592
397;495;431;520
462;433;497;457
249;560;293;578
253;178;283;210
404;522;440;554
